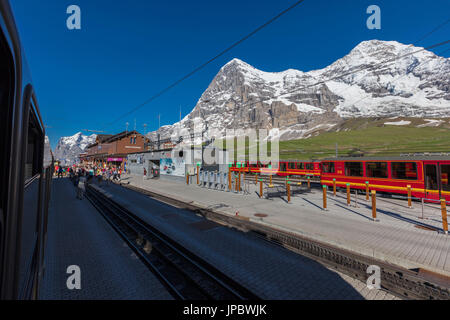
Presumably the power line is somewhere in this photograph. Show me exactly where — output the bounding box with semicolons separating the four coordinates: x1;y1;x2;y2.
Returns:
415;17;450;44
335;46;450;114
237;39;450;110
305;18;450;112
104;0;307;128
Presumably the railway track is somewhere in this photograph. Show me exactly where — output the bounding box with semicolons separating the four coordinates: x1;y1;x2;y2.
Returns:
119;181;450;300
85;183;259;300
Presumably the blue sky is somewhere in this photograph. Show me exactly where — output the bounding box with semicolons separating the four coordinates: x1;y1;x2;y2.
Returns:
10;0;450;148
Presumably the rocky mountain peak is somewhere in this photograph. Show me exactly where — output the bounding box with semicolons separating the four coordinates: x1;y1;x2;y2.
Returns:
151;40;450;141
53;132;97;165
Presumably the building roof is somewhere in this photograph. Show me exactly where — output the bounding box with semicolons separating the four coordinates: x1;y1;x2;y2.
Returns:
86;130;148;149
103;130;145;143
96;134;113;143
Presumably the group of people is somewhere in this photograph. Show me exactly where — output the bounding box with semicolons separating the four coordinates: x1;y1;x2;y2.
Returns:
67;165;123;200
54;165;69;178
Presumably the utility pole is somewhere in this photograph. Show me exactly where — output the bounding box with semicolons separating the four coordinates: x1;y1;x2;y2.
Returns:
134;118;136;131
143;123;147;135
126;122;129;134
335;143;338;158
158;114;160;129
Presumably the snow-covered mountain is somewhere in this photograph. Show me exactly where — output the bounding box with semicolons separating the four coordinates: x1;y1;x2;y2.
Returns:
53;132;96;166
151;40;450;141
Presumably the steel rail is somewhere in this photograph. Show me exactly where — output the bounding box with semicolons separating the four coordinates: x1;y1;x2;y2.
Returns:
85;183;259;300
119;181;450;300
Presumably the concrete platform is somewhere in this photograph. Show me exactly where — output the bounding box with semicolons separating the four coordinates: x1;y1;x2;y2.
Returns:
119;174;450;278
40;178;173;300
95;178;398;300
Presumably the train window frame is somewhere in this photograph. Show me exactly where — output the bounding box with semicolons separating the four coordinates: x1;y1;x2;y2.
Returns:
0;22;16;299
391;162;418;180
24;99;44;183
305;163;314;170
297;162;304;170
321;162;335;174
345;162;363;177
0;23;15;219
441;164;450;192
288;162;296;170
365;162;388;179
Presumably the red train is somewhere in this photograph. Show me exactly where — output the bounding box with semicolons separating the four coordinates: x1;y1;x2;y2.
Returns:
230;157;450;201
231;160;320;179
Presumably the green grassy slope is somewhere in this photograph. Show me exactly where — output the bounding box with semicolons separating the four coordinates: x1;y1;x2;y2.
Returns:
280;118;450;160
215;117;450;161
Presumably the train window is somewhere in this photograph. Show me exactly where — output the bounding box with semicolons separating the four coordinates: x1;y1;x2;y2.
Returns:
24;104;43;181
391;162;417;180
345;162;363;177
366;162;388;179
425;164;438;190
297;162;304;169
441;165;450;191
305;163;314;170
280;162;287;171
322;162;335;173
288;162;296;170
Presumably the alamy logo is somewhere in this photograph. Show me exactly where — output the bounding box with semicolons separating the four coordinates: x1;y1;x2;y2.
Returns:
366;265;381;289
366;5;381;30
66;5;81;30
66;265;81;290
169;119;280;168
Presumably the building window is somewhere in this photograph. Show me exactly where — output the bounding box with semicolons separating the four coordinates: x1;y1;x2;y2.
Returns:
345;162;363;177
391;162;417;180
321;162;335;173
366;162;388;178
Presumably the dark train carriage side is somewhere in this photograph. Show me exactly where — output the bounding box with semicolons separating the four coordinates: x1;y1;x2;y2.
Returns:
277;160;321;179
230;160;320;179
230;161;275;174
0;0;51;300
320;157;450;202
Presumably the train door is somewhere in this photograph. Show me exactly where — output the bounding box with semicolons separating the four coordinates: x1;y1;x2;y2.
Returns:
440;163;450;200
424;162;440;200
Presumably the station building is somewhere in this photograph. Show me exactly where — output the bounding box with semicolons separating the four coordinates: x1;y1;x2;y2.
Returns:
80;130;149;169
126;140;229;183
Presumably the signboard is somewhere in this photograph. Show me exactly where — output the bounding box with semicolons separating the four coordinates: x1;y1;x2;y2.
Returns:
160;157;185;177
107;157;123;162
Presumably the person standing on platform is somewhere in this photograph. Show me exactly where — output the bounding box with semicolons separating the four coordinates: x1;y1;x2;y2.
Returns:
77;175;86;200
88;167;94;182
143;167;147;181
